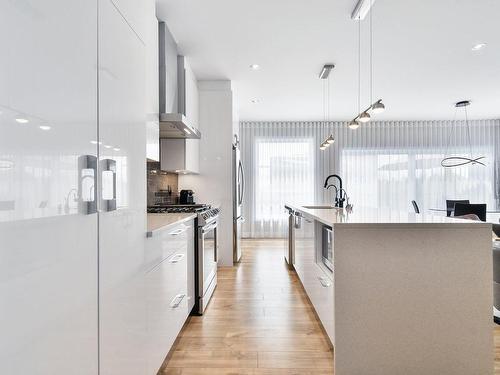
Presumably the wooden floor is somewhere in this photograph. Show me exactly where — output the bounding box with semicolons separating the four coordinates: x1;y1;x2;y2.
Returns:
160;239;333;374
161;239;500;374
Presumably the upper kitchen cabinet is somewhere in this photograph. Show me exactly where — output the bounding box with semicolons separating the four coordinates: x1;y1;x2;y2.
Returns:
110;0;148;41
178;56;199;132
160;138;199;174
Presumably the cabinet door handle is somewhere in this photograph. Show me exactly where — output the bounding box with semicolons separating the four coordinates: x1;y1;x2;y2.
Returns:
100;159;117;212
78;155;98;214
318;276;332;288
169;227;187;236
169;253;185;263
170;293;186;308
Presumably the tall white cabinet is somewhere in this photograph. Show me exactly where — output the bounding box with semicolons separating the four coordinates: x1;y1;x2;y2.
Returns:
0;0;155;374
98;0;148;374
179;81;236;265
0;1;99;374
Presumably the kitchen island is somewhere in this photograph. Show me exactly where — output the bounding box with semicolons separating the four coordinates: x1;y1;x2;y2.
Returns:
286;203;493;375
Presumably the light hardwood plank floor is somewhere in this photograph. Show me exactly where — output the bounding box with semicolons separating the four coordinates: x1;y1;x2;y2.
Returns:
160;239;500;374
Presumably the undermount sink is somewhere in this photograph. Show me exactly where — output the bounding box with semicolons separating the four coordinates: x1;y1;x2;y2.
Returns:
302;205;337;210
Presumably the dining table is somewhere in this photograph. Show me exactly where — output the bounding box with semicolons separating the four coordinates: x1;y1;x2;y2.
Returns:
428;208;500;224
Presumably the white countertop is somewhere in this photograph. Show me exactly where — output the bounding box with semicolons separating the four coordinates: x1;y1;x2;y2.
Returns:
285;203;491;228
146;213;197;237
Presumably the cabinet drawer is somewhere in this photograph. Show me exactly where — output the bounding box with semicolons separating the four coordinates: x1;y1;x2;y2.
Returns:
145;246;189;373
303;264;334;344
146;222;190;268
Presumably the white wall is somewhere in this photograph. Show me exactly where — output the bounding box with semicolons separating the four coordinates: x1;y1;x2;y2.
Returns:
179;80;235;266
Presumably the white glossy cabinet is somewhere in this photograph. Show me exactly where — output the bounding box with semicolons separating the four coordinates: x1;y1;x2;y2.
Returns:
145;220;195;373
0;1;99;373
160;138;200;174
110;0;148;42
180;57;199;131
145;1;159;161
293;216;334;344
98;0;147;374
293;213;315;283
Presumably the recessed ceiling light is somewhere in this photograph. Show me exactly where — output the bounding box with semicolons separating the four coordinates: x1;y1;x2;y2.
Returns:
471;43;486;51
39;125;51;131
251;99;260;104
15;117;29;124
104;145;112;149
90;140;102;145
113;147;120;151
250;64;260;70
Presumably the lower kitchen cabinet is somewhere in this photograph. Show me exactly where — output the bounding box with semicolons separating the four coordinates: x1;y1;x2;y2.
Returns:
145;219;194;374
293;214;334;344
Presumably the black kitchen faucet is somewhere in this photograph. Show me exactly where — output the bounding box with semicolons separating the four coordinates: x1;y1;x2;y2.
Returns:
324;174;346;208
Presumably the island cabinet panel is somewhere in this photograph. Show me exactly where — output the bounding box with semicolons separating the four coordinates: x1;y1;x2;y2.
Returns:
303;263;334;343
292;215;334;344
288;203;494;374
144;219;194;374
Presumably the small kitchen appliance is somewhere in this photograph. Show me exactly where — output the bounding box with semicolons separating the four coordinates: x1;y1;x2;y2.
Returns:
179;189;194;204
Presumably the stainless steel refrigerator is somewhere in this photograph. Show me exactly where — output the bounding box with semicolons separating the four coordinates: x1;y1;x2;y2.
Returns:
233;138;245;263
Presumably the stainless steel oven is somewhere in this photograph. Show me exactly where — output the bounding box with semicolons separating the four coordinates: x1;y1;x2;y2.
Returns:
322;225;333;272
197;210;219;314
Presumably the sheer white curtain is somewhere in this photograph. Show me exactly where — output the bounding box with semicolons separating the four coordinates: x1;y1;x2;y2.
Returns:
240;120;500;238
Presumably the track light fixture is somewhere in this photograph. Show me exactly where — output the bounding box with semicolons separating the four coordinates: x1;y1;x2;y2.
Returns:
320;134;335;150
348;99;384;128
349;0;386;130
318;64;336;150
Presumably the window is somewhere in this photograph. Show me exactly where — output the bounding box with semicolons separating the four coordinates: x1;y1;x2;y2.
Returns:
342;148;496;212
255;139;314;222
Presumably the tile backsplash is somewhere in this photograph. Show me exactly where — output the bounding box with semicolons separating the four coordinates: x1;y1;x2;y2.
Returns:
147;162;178;206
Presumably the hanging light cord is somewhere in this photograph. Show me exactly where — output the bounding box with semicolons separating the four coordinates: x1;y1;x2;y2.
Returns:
358;15;361;115
444;107;458;156
370;0;373;105
465;105;473;159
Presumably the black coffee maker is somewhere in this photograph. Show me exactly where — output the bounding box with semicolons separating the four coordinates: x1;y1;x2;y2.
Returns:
179;190;195;204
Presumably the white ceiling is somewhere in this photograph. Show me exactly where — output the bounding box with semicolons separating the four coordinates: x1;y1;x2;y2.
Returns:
157;0;500;122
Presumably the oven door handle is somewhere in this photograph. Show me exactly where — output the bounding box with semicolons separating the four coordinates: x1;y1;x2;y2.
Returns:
202;222;218;234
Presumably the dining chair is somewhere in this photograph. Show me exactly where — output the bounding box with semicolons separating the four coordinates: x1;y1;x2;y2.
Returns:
453;203;487;222
411;200;420;214
446;199;470;217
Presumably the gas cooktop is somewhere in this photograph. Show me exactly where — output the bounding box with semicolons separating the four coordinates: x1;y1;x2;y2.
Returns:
147;204;211;214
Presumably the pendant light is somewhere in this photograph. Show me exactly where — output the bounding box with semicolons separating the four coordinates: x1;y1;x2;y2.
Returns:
318;64;335;150
348;0;385;129
371;99;385;113
359;111;371;122
348;120;360;130
441;101;485;168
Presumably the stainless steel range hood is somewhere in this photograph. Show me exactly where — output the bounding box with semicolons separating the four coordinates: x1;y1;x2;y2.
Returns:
159;112;200;139
159;22;201;139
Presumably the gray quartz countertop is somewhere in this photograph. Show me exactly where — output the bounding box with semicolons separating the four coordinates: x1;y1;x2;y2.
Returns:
285;203;492;228
146;213;196;237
